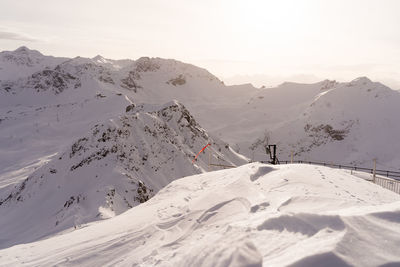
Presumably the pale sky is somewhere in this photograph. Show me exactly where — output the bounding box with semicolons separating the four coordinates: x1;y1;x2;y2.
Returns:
1;0;399;88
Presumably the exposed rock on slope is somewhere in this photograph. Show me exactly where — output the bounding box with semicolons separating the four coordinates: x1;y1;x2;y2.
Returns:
0;46;67;80
0;100;247;248
231;78;400;167
0;47;257;184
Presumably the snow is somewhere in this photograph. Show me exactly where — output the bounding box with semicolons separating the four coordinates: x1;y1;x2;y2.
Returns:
1;46;400;266
0;163;399;266
2;47;400;173
219;78;400;169
0;46;66;80
0;47;256;188
0;101;246;249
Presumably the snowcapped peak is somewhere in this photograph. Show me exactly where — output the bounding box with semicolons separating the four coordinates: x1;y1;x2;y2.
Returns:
319;79;338;90
134;57;161;72
14;46;29;52
350;76;372;85
92;55;103;60
63;56;98;66
0;47;67;80
92;55;107;63
278;81;303;88
13;46;43;57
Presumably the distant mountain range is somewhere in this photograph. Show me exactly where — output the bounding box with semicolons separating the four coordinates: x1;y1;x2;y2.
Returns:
1;47;400;178
1;46;399;265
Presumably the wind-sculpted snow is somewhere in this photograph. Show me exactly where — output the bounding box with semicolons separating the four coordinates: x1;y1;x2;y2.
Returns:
0;163;399;266
0;100;246;249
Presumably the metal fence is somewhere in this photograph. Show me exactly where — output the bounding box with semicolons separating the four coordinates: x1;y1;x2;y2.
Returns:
374;176;400;194
260;159;400;194
278;160;400;180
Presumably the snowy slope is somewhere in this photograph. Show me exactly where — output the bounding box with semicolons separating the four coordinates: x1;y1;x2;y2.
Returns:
3;48;400;173
273;77;400;166
0;46;67;80
0;47;257;188
0;101;247;249
221;78;400;169
2;46;400;200
0;163;399;266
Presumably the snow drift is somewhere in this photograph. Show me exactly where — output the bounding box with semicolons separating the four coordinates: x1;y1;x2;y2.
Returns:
0;163;399;266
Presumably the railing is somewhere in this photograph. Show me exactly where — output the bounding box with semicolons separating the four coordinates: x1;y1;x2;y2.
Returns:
275;160;400;180
260;159;400;194
374;176;400;194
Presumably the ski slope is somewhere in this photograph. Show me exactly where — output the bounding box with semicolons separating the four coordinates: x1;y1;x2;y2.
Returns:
0;163;399;266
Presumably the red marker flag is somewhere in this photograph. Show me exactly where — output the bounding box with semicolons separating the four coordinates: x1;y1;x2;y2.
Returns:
192;143;211;163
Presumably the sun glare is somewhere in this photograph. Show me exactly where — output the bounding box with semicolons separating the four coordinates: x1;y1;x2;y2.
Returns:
216;0;314;65
228;1;308;36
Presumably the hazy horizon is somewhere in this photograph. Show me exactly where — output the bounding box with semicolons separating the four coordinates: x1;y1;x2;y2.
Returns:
1;0;399;89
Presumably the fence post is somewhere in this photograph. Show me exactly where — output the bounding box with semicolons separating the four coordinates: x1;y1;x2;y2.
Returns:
373;158;377;183
291;151;293;164
208;150;211;171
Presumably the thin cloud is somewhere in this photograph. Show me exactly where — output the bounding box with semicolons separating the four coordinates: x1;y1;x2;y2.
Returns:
0;31;36;42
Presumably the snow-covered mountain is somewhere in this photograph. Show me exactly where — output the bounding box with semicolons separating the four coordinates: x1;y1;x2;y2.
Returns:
0;46;67;80
0;47;256;188
2;46;400;185
1;47;400;266
230;77;400;169
1;163;399;266
277;77;400;165
0;100;246;249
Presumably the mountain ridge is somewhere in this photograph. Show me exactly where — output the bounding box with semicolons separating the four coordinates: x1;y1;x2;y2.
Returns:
0;100;247;249
1;46;400;185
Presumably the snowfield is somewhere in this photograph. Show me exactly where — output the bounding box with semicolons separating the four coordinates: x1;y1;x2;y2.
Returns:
0;163;399;266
